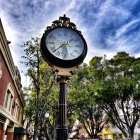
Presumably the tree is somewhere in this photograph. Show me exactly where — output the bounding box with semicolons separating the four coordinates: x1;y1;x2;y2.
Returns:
21;37;57;140
68;64;108;138
21;37;82;140
93;52;140;138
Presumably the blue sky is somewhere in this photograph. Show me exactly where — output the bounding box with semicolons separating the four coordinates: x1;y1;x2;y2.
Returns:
0;0;140;83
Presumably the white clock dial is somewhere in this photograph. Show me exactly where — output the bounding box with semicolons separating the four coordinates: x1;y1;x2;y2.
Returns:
45;28;84;60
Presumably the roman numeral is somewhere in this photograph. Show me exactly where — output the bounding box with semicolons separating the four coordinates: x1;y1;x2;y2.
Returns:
55;51;60;56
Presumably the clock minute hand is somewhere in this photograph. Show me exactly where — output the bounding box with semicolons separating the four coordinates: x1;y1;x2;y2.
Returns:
69;38;73;42
52;45;64;52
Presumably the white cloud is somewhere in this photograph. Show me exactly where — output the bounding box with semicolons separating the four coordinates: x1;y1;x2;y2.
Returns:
115;19;140;38
84;43;116;64
65;0;76;12
1;0;140;85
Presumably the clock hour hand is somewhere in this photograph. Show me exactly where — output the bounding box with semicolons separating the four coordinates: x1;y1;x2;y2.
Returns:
62;46;68;59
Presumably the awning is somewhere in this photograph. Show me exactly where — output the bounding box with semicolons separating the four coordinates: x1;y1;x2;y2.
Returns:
14;127;26;135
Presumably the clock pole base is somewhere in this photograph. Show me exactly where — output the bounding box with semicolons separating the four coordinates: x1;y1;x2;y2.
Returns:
56;125;68;140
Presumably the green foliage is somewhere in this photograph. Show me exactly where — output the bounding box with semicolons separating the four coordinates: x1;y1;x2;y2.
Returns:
68;64;107;138
22;44;140;139
68;52;140;138
93;52;140;138
21;37;58;140
89;56;102;68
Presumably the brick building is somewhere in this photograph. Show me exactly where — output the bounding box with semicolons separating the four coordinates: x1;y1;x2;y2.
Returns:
0;19;25;140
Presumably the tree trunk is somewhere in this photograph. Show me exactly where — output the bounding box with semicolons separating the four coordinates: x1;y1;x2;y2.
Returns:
33;49;40;140
33;115;39;140
129;128;134;139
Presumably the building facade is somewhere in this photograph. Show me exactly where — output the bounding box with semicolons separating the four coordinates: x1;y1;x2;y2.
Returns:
0;19;25;140
101;124;124;140
101;122;140;140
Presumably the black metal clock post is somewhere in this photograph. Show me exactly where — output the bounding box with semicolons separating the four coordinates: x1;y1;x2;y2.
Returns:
56;76;69;140
40;15;87;140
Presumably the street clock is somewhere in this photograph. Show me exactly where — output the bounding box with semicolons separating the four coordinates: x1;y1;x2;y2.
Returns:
40;15;87;75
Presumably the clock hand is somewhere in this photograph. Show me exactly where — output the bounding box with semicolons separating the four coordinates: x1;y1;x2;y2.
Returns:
62;45;68;59
67;39;73;47
52;41;69;52
52;45;64;52
57;40;62;45
69;38;73;42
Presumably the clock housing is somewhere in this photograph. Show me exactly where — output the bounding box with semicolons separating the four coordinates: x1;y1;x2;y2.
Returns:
40;27;87;68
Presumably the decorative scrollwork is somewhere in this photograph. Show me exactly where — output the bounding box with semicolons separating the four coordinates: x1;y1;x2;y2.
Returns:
45;14;81;32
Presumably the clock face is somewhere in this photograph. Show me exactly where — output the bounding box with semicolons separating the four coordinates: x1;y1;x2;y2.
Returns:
45;27;84;60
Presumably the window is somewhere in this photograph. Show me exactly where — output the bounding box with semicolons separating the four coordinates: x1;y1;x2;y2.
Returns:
13;103;17;117
13;99;20;120
18;110;23;122
15;105;19;118
4;90;13;111
11;101;15;115
4;83;14;113
8;95;13;111
17;106;20;120
119;134;122;139
104;134;109;139
4;90;10;108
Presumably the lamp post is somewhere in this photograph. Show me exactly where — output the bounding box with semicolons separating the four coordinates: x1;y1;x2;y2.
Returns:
56;76;69;140
45;112;49;119
44;112;50;140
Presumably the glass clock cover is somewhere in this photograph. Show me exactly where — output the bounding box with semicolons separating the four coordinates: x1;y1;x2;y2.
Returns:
45;28;84;60
41;27;87;68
